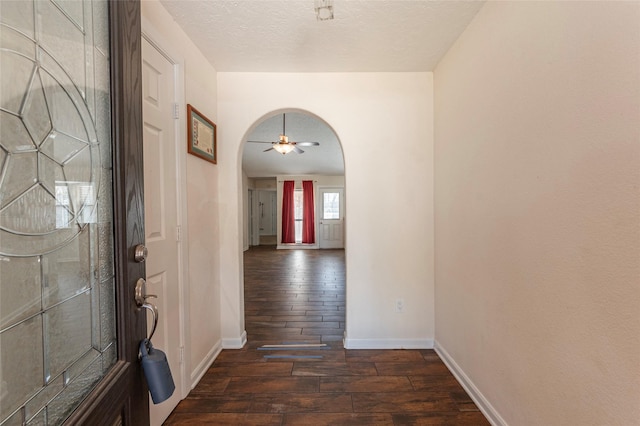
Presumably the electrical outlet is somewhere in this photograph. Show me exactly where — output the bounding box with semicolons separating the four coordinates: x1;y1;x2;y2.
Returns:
395;298;405;313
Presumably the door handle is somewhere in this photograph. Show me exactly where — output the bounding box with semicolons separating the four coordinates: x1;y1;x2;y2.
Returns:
135;278;157;305
135;278;159;342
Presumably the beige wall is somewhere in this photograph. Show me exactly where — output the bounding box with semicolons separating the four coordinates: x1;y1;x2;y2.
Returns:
141;0;221;386
254;178;278;190
434;2;640;425
218;73;434;348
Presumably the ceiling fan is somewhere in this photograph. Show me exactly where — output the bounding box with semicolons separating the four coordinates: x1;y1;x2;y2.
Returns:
247;114;320;155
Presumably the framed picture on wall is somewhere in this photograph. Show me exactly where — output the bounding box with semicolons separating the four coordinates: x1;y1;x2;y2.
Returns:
187;104;217;164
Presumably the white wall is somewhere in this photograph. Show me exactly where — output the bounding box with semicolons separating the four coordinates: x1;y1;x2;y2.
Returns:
141;0;221;385
218;73;434;348
434;2;640;425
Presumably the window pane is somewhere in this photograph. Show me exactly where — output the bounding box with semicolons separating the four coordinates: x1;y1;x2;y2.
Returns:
294;190;303;219
294;190;303;243
323;193;340;219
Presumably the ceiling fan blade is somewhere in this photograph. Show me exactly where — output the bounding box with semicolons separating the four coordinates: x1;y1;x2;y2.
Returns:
293;146;304;154
247;140;274;144
263;147;274;152
294;141;320;147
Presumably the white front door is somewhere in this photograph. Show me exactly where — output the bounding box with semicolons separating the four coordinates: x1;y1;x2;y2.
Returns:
142;36;183;425
318;188;345;249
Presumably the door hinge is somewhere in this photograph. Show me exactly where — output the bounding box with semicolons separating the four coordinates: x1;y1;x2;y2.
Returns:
179;346;184;364
172;102;179;119
176;225;181;242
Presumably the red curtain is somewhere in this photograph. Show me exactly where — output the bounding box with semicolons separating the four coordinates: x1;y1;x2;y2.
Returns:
281;181;295;244
302;180;315;244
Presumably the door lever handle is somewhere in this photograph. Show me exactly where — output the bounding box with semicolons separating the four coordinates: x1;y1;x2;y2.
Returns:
135;278;160;342
135;278;150;306
141;302;159;342
134;279;158;305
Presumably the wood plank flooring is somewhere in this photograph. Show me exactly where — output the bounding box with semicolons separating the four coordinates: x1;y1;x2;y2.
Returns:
165;246;489;425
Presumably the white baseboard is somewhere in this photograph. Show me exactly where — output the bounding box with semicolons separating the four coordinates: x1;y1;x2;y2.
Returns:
190;340;222;389
434;341;507;426
343;337;434;349
222;330;247;349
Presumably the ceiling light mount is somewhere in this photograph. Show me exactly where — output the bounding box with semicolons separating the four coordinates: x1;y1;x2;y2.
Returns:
314;0;334;21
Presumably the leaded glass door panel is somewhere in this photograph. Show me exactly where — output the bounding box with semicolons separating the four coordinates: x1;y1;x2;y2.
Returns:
0;1;147;425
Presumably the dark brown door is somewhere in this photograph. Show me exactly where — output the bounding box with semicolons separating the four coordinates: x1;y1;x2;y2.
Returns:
66;1;149;424
0;0;147;424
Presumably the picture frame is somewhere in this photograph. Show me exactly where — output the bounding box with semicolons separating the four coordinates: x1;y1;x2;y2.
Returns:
187;104;217;164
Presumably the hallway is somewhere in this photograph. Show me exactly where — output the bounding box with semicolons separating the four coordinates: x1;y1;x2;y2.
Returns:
165;247;489;425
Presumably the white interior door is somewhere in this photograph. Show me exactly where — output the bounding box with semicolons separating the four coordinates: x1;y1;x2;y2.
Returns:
270;191;277;234
142;37;183;425
258;190;276;235
248;189;260;246
318;188;345;249
248;189;254;246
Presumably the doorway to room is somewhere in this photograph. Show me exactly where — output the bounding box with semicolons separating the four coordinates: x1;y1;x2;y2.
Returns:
240;109;346;344
258;189;277;246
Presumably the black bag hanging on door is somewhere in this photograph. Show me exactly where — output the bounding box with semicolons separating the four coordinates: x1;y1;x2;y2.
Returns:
140;338;175;404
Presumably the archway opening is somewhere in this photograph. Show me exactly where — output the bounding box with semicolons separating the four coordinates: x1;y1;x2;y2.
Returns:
239;109;346;345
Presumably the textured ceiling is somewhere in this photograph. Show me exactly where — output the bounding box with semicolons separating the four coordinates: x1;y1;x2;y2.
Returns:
159;0;485;72
159;0;484;176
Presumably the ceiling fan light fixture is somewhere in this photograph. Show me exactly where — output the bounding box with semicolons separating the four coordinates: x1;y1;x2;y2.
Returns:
273;143;295;155
249;113;319;155
314;0;334;21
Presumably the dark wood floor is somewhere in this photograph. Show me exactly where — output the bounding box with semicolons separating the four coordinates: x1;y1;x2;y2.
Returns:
165;246;489;425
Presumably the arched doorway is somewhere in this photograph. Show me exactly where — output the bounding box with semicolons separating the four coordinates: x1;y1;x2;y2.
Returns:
239;109;346;344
